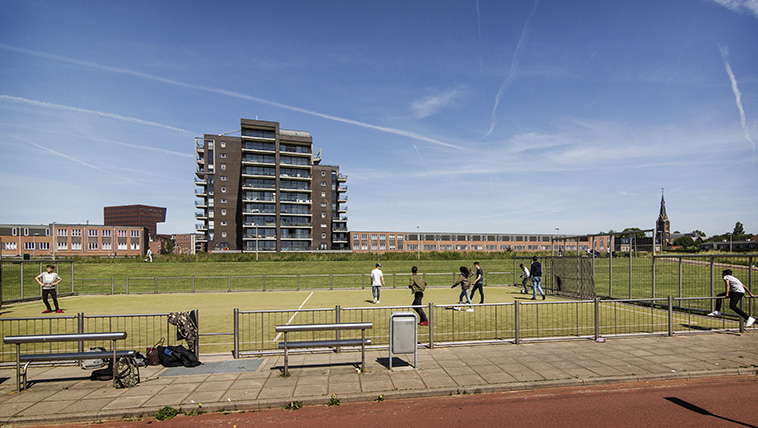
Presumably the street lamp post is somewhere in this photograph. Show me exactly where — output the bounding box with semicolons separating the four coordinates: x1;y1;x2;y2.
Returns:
554;227;559;256
416;226;420;260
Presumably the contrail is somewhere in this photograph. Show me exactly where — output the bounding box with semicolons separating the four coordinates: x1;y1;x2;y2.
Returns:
0;95;196;135
0;44;474;153
413;144;430;173
476;0;484;79
0;131;147;188
719;45;756;156
483;0;539;139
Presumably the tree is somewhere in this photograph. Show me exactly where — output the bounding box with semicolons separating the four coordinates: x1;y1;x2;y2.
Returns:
673;236;696;248
162;240;175;255
692;230;706;237
733;222;744;236
619;228;646;239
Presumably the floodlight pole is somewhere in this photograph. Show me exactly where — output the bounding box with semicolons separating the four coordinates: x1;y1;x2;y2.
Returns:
416;226;420;260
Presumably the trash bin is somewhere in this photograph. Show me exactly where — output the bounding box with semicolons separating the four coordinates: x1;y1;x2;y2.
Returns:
389;311;417;370
23;253;30;260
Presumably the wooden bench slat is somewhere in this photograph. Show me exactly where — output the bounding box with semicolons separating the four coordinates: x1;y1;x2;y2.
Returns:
275;323;372;333
277;339;371;349
4;332;128;344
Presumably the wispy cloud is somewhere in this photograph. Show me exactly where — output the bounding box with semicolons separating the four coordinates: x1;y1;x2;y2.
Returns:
706;0;758;19
0;131;147;188
410;88;465;118
0;95;196;135
718;45;756;156
0;44;475;153
484;0;540;139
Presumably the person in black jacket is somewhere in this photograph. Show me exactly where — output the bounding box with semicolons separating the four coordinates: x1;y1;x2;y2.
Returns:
408;266;429;326
530;256;545;300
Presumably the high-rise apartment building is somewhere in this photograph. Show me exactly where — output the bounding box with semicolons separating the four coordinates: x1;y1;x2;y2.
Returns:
194;119;348;253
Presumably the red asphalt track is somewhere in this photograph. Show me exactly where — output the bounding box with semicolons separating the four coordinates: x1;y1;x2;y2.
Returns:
31;376;758;428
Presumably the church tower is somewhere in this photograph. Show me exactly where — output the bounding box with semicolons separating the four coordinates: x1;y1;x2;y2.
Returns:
656;189;671;245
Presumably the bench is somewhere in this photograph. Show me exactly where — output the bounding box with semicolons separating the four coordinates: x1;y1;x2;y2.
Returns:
275;322;372;376
3;332;134;391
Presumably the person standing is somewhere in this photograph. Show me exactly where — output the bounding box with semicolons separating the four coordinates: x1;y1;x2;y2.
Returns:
370;263;385;304
451;266;474;312
408;266;429;326
471;262;484;304
145;248;153;263
530;256;545;300
519;263;530;294
708;269;755;327
35;264;64;313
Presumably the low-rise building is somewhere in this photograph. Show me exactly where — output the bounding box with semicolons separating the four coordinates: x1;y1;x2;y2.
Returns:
0;224;147;258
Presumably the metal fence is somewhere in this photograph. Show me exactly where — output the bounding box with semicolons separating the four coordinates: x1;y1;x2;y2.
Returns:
1;295;753;366
0;260;75;303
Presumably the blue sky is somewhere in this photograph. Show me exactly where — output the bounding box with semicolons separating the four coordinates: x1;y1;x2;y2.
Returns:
1;0;756;237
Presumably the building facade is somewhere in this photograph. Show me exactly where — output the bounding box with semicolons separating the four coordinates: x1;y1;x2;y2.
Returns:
104;204;166;237
194;119;348;253
0;224;147;258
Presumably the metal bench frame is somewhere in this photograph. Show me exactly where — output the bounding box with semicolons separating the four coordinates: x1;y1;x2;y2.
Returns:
3;332;131;391
275;322;372;376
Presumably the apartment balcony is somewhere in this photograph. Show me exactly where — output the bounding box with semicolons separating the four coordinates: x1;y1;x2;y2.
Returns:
337;185;348;192
332;236;349;243
337;195;347;203
338;206;348;213
196;234;208;243
337;174;347;182
195;200;207;208
332;216;348;222
195;188;207;197
280;222;311;228
195;140;204;151
242;197;276;203
279;172;311;180
280;198;311;204
194;175;207;184
333;226;348;232
195;224;208;231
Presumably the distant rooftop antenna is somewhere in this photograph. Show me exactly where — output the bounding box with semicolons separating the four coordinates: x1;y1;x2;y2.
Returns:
218;129;241;136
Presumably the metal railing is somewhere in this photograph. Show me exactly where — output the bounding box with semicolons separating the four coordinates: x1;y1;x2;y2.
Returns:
1;295;753;365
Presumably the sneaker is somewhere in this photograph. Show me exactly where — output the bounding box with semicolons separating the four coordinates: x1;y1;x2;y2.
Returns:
465;308;474;312
542;294;546;300
42;310;52;314
420;321;429;326
707;311;720;317
373;299;377;304
454;306;461;311
55;309;64;313
376;300;379;304
746;317;756;327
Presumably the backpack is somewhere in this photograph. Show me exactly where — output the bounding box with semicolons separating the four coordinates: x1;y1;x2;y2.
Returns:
81;347;107;370
89;357;140;388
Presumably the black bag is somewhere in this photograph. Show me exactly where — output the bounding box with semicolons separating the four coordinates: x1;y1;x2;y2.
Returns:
89;357;140;388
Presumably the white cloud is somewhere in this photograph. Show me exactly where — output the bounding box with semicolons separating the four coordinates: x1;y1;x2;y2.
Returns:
410;88;465;118
706;0;758;19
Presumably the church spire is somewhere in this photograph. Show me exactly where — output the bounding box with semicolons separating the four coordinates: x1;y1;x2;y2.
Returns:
656;188;670;244
659;188;667;218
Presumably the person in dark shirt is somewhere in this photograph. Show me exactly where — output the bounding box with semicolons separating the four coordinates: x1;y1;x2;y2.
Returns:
470;262;484;304
530;256;545;300
408;266;429;326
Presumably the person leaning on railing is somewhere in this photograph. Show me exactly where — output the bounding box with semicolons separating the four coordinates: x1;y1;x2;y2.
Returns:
408;266;429;326
708;269;755;327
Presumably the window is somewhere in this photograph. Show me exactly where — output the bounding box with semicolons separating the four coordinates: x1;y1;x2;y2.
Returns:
320;181;326;186
24;242;35;250
38;242;49;250
220;221;227;226
102;230;111;237
220;142;226;148
88;229;98;237
4;242;16;250
221;187;226;193
89;242;98;250
220;198;227;203
130;230;140;238
130;243;140;250
57;229;67;236
45;228;50;236
321;212;326;218
321;224;327;228
118;243;127;250
321;192;326;198
221;209;226;216
321;170;326;176
322;233;327;238
23;228;29;236
71;242;82;250
117;230;127;238
221;164;226;171
221;232;227;238
102;242;112;250
320;202;327;207
72;229;82;237
220;176;227;181
11;227;17;236
57;242;67;250
220;153;227;159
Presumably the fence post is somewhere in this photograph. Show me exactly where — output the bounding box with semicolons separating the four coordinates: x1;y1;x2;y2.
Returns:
330;274;333;290
70;262;74;295
335;305;341;353
667;295;674;337
297;274;301;291
609;251;613;298
651;257;656;299
263;274;266;292
77;313;85;353
428;302;434;349
594;298;600;341
514;300;520;344
393;273;396;289
126;277;129;294
709;256;715;312
192;276;195;293
155;276;158;294
20;262;23;300
678;257;683;298
228;275;231;293
628;250;633;299
111;277;114;295
233;308;239;359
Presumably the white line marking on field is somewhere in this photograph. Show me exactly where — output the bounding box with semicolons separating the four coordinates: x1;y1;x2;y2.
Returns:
272;291;314;342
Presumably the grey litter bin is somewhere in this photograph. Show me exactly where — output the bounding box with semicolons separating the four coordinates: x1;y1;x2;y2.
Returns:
389;311;417;370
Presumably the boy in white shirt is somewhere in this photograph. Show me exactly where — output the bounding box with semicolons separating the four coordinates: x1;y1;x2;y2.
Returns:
35;264;63;313
370;263;385;304
708;269;755;327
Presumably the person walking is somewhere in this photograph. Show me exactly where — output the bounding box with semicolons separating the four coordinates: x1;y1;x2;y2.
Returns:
35;264;64;313
530;256;545;300
370;263;385;304
519;263;531;294
408;266;429;326
144;248;153;263
708;269;755;327
471;261;484;304
451;266;474;312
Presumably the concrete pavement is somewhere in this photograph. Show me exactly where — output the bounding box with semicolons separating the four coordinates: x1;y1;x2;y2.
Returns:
0;332;756;426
